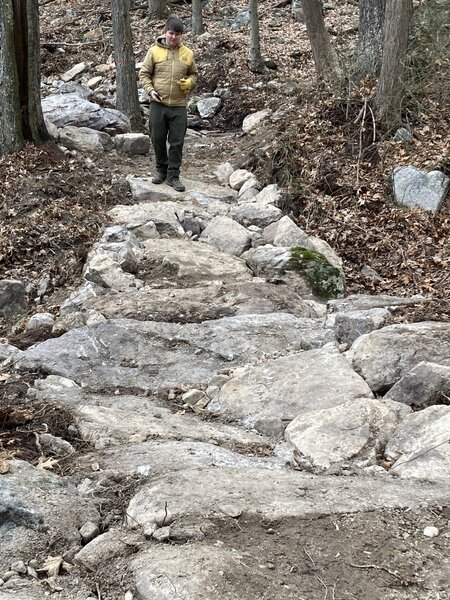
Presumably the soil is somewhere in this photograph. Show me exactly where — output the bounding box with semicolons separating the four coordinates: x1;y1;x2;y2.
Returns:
0;0;449;598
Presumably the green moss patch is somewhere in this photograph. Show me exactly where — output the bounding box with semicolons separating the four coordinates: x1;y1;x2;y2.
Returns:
290;246;345;299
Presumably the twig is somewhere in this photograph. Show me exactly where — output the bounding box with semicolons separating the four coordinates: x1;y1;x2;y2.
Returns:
356;98;368;188
162;500;169;526
96;583;101;599
304;548;316;567
349;562;404;582
316;575;328;600
368;104;376;143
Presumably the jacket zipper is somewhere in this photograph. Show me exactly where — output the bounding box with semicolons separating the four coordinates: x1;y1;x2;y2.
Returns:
169;48;175;106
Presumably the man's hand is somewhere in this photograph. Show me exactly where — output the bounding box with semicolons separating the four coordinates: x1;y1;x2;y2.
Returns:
178;78;193;92
150;90;162;102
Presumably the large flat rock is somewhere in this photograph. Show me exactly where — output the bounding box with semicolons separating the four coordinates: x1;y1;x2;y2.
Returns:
17;315;332;392
209;344;373;432
138;238;253;287
29;376;279;451
84;281;321;323
129;176;237;204
76;440;284;477
126;467;448;530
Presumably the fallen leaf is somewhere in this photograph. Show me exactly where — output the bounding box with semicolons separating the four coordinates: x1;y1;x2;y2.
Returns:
0;459;11;474
36;456;59;470
37;555;72;578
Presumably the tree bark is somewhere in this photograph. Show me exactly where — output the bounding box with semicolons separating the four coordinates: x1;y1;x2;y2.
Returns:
300;0;341;81
111;0;142;131
0;0;48;156
356;0;386;77
375;0;413;129
249;0;265;73
191;0;204;39
148;0;167;19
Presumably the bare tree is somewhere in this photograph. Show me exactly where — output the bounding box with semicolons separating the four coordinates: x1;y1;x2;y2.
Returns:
300;0;341;81
191;0;204;39
375;0;413;129
249;0;265;73
148;0;168;19
111;0;142;131
0;0;49;156
356;0;386;77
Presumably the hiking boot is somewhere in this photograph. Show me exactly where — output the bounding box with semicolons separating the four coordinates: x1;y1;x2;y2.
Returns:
167;177;185;192
152;171;166;184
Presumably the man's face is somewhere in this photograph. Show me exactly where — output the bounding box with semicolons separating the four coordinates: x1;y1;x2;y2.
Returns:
165;29;182;48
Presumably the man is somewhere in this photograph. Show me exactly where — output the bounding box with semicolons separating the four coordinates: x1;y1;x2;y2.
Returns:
139;16;198;192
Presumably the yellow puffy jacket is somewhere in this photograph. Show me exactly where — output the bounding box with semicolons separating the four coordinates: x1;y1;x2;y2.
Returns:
139;36;198;107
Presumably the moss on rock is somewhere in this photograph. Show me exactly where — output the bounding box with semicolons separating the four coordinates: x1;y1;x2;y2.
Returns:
290;246;345;299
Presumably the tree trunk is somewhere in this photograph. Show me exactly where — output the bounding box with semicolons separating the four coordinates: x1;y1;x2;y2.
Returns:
148;0;167;19
300;0;341;81
356;0;386;77
375;0;413;129
249;0;265;73
0;0;49;156
191;0;204;39
111;0;142;131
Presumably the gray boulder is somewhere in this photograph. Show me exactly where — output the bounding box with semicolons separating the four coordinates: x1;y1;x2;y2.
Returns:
244;244;345;300
59;125;114;153
231;202;282;228
285;397;410;471
263;216;342;269
393;165;450;212
197;97;221;119
114;133;150;155
199;216;252;256
385;406;450;480
42;93;131;132
209;344;373;434
350;322;450;392
385;361;450;407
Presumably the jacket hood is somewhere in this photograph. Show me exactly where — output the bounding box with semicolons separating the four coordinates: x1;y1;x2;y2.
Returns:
156;35;182;49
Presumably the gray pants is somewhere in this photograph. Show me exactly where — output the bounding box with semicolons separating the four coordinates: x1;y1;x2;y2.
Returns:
149;102;187;179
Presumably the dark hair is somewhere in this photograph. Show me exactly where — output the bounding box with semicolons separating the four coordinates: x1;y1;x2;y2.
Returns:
165;16;184;33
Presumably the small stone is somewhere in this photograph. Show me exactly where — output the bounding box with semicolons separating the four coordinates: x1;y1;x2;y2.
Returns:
27;566;38;579
11;561;27;574
2;571;15;582
79;521;100;544
182;389;206;405
128;432;148;443
0;578;4;586
219;504;242;518
67;424;79;438
124;591;134;600
143;523;157;538
423;526;439;538
152;526;171;542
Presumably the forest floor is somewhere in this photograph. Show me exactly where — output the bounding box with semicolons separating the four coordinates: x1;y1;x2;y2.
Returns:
1;2;450;598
